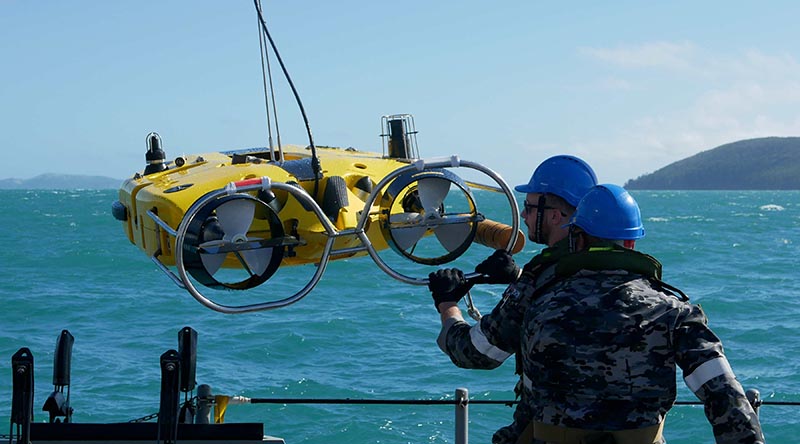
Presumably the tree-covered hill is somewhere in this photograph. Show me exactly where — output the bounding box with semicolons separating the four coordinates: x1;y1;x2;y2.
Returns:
0;173;121;189
624;137;800;190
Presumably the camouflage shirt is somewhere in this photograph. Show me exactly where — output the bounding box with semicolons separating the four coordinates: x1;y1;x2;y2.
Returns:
439;247;764;443
437;242;569;443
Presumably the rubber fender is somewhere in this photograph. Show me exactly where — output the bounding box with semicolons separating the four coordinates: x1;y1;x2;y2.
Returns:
322;176;349;222
111;201;128;221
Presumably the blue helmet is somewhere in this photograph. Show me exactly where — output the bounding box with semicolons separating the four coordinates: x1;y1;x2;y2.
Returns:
515;155;598;207
570;184;645;240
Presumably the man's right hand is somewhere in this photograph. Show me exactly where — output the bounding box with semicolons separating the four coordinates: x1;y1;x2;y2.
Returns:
428;268;471;312
475;249;520;284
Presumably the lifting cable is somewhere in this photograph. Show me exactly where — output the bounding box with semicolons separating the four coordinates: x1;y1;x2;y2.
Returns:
253;0;321;198
255;1;280;161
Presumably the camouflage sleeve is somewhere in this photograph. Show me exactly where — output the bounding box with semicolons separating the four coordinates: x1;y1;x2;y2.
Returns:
437;318;503;369
674;304;764;443
437;282;530;369
694;374;764;444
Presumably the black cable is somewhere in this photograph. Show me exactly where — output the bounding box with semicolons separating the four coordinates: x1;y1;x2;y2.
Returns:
255;5;275;157
246;397;800;407
251;398;466;405
252;0;321;198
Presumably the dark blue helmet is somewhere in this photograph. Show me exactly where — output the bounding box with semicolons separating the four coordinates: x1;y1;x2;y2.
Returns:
515;155;597;207
570;184;645;240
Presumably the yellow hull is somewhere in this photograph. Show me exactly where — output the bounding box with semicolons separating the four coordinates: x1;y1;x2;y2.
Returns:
118;144;406;267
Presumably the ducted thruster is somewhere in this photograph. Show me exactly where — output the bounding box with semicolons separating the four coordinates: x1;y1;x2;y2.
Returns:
379;168;482;265
181;193;286;290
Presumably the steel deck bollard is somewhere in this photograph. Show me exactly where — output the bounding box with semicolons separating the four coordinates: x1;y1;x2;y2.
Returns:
196;384;213;424
455;388;468;444
746;389;762;415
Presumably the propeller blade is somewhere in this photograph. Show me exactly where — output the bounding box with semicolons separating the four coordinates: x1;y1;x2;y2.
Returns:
416;177;451;216
200;252;227;276
239;246;272;276
216;198;256;239
393;227;428;251
389;212;427;251
434;222;473;252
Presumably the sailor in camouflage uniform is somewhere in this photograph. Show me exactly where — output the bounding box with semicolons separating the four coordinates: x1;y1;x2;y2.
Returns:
430;155;599;444
432;184;764;443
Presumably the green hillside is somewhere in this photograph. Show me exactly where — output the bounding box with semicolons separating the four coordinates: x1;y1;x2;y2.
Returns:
624;137;800;190
0;173;121;189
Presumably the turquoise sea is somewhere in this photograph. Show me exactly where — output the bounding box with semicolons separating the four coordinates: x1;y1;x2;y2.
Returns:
0;188;798;443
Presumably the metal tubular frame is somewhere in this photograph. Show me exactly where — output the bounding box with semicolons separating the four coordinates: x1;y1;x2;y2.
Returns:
145;157;520;313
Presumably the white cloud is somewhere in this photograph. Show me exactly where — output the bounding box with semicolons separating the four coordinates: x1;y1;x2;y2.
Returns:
723;50;800;81
582;42;800;83
579;41;699;72
571;43;800;184
597;77;637;91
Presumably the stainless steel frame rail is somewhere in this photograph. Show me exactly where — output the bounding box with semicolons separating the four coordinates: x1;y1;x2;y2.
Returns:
145;156;520;314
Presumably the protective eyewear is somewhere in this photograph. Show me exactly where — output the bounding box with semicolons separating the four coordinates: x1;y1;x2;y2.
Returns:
522;201;568;217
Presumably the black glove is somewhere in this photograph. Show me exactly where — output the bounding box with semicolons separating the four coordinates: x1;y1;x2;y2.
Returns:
428;268;471;312
475;249;520;284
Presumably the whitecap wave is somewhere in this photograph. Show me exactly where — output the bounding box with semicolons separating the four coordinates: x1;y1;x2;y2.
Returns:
760;204;785;211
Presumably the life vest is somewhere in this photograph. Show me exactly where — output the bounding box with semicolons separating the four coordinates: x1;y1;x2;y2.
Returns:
519;239;572;288
511;240;572;396
512;243;688;397
515;243;688;444
555;242;662;280
554;242;688;301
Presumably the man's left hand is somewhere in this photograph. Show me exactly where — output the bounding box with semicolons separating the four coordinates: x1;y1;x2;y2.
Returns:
428;268;471;312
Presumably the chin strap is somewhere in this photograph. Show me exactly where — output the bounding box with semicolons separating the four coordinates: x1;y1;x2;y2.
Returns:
568;225;577;253
533;194;547;244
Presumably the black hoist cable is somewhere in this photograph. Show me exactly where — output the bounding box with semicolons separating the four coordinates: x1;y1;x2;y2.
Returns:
253;0;322;198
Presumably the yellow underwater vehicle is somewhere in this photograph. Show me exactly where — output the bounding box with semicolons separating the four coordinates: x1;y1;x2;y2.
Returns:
113;115;522;314
112;5;523;314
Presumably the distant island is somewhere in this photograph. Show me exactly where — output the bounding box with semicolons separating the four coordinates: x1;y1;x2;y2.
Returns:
625;137;800;190
4;137;799;190
0;173;121;190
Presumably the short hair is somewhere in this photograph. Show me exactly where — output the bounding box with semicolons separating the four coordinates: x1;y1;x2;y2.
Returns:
543;193;576;217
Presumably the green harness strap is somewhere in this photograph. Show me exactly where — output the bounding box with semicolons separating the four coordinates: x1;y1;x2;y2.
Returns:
512;241;572;393
556;243;689;301
521;240;571;276
555;242;663;280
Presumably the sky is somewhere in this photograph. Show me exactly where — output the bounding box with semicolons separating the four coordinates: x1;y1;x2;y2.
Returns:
2;1;800;187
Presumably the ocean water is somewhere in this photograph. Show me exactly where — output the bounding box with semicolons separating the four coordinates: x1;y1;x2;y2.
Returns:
0;188;798;443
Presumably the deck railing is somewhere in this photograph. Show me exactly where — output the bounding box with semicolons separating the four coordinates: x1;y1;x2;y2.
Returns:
211;387;793;444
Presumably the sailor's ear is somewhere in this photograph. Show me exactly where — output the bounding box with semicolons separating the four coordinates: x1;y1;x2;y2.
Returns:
551;208;566;224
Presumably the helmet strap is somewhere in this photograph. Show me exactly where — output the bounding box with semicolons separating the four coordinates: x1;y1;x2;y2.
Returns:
534;194;547;244
568;225;578;253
